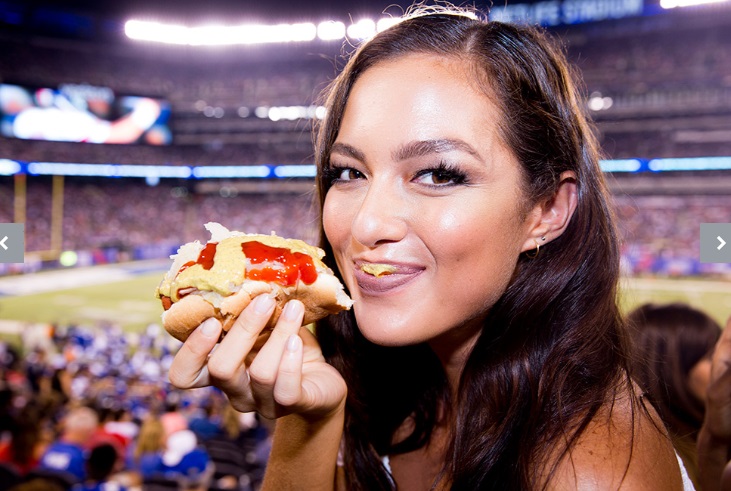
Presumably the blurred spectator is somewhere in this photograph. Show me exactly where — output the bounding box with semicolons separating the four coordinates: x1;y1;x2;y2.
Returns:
697;316;731;491
188;403;222;442
628;302;722;488
0;402;47;476
125;417;164;472
160;410;188;439
37;406;99;484
73;443;127;491
140;429;213;490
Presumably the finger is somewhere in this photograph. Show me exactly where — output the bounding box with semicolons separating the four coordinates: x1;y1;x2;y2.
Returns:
248;300;305;398
273;334;304;407
207;294;276;386
721;459;731;490
711;320;731;382
168;317;222;389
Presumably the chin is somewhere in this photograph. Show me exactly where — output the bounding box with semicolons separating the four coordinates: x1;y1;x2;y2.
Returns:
354;309;428;347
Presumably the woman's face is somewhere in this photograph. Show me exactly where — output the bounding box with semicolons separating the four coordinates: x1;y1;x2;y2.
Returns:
688;357;712;405
323;54;540;347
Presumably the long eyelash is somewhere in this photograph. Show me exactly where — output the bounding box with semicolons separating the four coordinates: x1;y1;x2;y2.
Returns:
416;161;469;185
321;164;344;184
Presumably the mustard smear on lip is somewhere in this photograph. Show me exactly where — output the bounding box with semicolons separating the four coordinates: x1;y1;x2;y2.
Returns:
361;263;397;278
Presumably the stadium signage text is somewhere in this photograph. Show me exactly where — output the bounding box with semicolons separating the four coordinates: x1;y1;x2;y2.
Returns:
490;0;644;26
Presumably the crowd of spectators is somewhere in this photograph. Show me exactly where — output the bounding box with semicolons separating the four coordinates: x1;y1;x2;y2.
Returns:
564;11;731;95
0;177;318;258
614;193;731;277
0;320;271;491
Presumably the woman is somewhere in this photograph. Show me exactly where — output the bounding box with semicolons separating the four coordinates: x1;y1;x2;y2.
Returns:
169;6;687;489
627;303;722;488
697;316;731;491
122;416;164;487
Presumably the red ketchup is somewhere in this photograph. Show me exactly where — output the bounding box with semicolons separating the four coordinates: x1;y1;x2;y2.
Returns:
242;241;318;286
178;242;217;275
174;242;218;299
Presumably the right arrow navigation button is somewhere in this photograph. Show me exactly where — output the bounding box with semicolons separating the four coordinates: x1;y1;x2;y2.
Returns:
701;223;731;263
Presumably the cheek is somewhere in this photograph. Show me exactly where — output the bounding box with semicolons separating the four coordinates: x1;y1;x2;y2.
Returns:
323;193;349;250
427;203;523;257
426;201;526;288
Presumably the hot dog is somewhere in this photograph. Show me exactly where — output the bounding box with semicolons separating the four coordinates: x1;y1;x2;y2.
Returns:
155;222;353;342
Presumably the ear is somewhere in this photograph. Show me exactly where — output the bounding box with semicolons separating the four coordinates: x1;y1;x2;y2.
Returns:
520;171;578;253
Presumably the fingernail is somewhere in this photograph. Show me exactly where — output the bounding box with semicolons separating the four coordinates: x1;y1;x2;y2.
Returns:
286;334;302;352
200;318;219;337
282;300;304;321
252;294;275;314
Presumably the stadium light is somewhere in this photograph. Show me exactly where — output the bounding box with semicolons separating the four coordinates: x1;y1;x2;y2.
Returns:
660;0;729;8
125;16;407;46
648;157;731;171
599;159;642;172
192;165;271;178
0;159;21;175
347;19;376;40
255;105;326;121
317;21;346;41
274;165;317;178
9;158;731;180
124;19;317;45
376;17;402;32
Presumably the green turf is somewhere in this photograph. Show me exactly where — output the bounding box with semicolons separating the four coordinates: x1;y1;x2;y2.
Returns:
0;272;164;335
620;277;731;328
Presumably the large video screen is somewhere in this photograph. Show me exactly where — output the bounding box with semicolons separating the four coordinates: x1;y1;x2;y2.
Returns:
0;83;172;145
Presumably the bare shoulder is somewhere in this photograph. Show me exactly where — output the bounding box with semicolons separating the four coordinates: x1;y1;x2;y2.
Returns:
547;383;685;490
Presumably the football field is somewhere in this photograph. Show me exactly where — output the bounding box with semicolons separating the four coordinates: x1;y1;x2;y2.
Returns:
0;261;168;343
0;262;729;346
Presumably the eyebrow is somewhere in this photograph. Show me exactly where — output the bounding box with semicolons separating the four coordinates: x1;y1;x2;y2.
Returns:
330;142;366;162
393;139;482;162
331;138;482;163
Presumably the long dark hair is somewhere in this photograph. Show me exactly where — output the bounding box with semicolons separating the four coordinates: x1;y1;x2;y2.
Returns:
314;8;631;490
627;302;720;483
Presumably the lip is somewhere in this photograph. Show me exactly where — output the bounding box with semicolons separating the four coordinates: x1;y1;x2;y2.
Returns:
353;260;425;295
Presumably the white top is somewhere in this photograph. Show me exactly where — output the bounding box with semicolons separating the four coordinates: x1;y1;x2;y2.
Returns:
382;452;696;489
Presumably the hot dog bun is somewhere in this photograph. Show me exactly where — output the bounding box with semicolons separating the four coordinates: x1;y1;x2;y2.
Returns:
156;222;353;342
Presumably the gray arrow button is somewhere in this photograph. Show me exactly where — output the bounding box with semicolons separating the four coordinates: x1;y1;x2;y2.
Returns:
701;223;731;263
0;224;24;263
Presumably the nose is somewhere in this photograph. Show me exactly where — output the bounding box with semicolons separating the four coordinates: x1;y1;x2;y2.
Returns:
350;180;408;248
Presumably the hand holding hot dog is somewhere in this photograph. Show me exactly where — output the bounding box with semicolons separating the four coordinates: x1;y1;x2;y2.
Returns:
168;296;347;419
160;223;351;418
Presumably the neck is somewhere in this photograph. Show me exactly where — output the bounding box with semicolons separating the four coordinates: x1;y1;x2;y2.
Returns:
428;319;482;396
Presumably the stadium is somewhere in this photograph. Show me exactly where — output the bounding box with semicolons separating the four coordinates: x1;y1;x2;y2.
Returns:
0;0;730;489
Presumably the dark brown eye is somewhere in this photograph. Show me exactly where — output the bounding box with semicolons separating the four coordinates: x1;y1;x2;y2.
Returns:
414;165;467;186
430;170;454;184
337;168;364;181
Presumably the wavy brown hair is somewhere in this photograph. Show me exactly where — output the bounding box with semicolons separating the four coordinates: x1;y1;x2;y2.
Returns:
314;7;633;490
627;302;721;485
